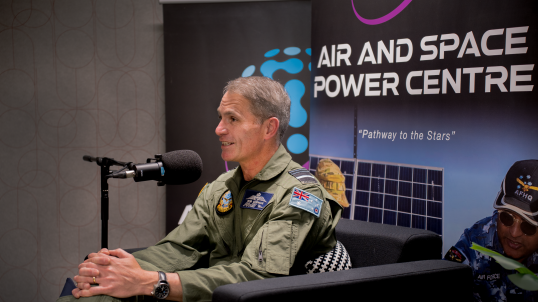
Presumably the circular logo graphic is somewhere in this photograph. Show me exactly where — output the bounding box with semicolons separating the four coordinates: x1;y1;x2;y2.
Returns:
241;47;311;155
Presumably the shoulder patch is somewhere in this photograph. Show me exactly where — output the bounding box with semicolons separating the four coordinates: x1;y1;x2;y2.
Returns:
216;190;233;216
288;168;318;184
289;187;323;217
444;246;466;263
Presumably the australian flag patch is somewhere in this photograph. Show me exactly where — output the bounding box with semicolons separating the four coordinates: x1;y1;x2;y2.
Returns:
289;168;318;184
240;190;273;211
289;187;323;217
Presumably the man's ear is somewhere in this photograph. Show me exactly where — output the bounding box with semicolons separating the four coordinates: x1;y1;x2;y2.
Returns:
264;117;280;141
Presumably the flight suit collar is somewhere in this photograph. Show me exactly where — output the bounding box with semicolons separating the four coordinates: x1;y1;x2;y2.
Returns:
225;144;292;189
255;144;292;181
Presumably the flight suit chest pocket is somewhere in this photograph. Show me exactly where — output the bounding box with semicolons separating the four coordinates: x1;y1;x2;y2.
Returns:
254;220;294;275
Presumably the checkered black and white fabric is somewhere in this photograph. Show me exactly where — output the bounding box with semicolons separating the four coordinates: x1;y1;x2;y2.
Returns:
305;240;352;274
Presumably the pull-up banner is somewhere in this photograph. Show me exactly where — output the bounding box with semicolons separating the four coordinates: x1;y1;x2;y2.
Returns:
163;1;311;232
310;0;537;252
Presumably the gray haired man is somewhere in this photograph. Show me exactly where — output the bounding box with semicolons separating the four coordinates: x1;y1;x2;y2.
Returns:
60;77;342;302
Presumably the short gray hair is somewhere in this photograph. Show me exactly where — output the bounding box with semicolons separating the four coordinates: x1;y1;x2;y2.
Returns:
224;76;291;142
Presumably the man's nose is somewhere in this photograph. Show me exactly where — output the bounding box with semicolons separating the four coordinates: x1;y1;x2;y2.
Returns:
215;120;227;136
509;221;524;237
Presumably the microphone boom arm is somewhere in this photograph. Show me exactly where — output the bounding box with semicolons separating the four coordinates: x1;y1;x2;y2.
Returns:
83;155;133;169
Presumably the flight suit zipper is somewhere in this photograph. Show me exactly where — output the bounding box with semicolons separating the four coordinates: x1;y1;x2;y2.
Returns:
258;229;264;262
238;202;273;257
232;178;258;257
222;239;232;255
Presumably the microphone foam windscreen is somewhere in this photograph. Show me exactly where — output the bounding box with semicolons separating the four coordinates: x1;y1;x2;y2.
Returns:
161;150;203;185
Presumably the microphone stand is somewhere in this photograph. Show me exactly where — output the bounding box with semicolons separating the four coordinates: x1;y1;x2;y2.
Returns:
83;155;132;249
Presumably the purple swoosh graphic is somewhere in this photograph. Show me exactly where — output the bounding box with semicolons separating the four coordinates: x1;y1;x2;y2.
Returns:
351;0;412;25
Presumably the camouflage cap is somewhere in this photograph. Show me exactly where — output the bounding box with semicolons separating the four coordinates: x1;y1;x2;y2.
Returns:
315;159;349;208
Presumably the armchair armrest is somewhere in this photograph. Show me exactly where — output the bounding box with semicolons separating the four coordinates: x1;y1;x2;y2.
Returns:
213;260;473;302
335;219;442;268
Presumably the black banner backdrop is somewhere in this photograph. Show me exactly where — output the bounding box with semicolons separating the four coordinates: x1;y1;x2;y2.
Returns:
311;0;537;252
163;1;311;232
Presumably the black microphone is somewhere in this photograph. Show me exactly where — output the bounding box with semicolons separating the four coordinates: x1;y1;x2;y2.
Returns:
109;150;203;185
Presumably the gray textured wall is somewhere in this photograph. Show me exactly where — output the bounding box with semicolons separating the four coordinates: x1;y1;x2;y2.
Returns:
0;1;166;301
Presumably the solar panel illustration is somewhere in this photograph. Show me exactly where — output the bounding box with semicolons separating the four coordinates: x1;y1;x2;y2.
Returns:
309;155;443;236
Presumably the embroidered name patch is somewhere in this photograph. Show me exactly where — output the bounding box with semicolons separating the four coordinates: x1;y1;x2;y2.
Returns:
289;168;318;184
216;190;233;216
240;190;273;211
289;187;323;217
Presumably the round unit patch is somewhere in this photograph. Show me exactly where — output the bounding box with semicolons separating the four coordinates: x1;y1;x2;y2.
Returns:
216;190;233;215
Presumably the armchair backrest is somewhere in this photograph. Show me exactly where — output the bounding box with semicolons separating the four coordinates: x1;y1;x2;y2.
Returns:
335;219;442;268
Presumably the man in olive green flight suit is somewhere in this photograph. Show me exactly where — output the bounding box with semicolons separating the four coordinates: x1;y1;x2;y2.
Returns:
61;76;342;302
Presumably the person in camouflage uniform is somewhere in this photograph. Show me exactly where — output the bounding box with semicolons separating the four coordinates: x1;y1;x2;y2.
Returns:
445;160;538;301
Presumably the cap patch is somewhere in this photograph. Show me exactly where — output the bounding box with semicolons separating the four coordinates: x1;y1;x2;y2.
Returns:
240;190;273;211
216;190;233;216
444;246;466;263
289;168;317;184
289;187;323;217
516;176;538;194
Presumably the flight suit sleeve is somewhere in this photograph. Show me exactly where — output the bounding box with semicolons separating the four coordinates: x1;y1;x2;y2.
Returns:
444;231;472;266
54;185;217;302
133;183;214;272
177;185;337;302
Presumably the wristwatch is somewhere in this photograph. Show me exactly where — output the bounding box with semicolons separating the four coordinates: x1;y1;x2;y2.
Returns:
151;271;170;299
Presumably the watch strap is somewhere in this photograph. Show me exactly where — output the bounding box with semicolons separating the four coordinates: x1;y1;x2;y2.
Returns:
152;271;170;299
158;271;167;283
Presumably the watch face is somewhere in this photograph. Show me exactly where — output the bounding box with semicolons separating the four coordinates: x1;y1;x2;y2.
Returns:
154;284;170;299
